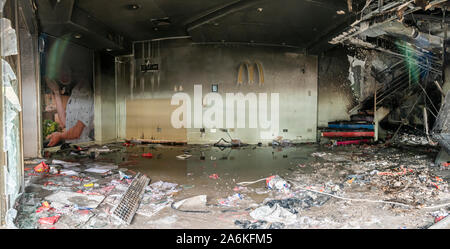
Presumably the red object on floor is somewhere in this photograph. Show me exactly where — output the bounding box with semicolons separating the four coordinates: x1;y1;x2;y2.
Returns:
336;139;371;146
265;175;276;185
431;182;440;189
78;210;90;215
209;174;219;179
36;201;54;213
142;153;153;158
322;131;374;137
435;216;447;223
38;215;60;225
377;166;411;176
44;181;55;187
34;162;49;173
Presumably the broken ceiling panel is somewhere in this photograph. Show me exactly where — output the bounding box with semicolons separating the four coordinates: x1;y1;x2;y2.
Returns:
331;0;448;54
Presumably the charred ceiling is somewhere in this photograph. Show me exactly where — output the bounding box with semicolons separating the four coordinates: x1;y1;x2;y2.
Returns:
33;0;371;54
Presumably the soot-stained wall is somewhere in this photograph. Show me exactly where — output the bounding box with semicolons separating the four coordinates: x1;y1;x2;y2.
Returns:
318;47;356;127
116;40;318;144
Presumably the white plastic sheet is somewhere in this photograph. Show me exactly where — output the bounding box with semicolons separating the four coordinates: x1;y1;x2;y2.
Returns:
250;203;297;224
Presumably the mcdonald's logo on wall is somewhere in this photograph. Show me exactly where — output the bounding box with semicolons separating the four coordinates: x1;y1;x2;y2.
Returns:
237;61;264;86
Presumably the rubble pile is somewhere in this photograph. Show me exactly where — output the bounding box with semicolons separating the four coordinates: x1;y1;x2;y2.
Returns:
397;133;434;146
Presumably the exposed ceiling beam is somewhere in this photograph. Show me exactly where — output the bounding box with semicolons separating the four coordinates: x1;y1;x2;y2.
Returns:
185;0;267;32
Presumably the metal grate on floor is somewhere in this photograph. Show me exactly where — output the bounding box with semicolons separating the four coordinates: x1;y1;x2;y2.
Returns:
112;172;150;225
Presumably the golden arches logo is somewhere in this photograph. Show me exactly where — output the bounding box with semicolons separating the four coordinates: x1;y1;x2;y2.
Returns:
237;61;264;86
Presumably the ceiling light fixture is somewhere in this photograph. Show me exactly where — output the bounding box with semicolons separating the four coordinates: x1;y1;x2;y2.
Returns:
106;48;113;52
73;34;82;39
151;17;171;26
336;10;345;15
257;7;263;12
126;4;140;10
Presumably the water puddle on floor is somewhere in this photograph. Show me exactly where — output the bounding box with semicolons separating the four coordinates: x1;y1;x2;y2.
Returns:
97;144;320;201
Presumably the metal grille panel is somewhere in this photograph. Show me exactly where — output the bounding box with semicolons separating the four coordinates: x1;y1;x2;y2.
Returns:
112;173;150;225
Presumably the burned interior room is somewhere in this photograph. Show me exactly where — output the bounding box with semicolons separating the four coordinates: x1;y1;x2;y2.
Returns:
1;0;450;230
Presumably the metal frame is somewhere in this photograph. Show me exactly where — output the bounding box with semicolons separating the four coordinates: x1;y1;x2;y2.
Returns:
15;0;25;195
0;7;4;225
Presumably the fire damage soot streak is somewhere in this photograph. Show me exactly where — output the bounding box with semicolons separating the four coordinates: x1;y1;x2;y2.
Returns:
176;233;272;246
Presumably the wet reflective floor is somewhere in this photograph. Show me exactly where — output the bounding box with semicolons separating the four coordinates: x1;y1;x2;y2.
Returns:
100;144;321;202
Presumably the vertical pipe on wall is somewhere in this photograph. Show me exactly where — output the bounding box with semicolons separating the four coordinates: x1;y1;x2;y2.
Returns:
374;89;378;141
114;57;121;139
130;43;135;99
140;42;144;94
93;51;103;143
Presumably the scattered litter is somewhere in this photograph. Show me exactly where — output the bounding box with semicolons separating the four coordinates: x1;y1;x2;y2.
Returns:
250;203;296;224
377;166;412;176
34;162;49;173
45;191;105;209
235;220;285;229
265;195;331;214
176;154;192;160
233;186;248;192
38;215;60;225
137;201;171;218
142;153;153;158
149;181;178;191
266;175;290;192
119;171;131;180
36;201;52;213
209;173;219;179
218;193;243;207
84;164;117;174
52;160;80;168
60;169;79;176
397;133;435;146
172;195;209;212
